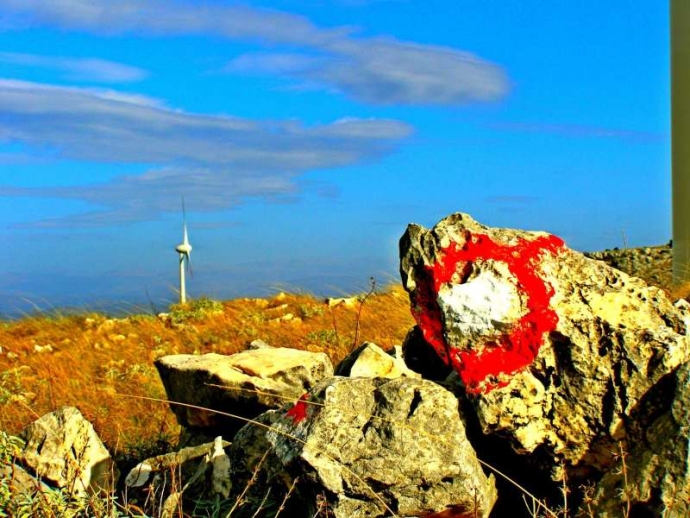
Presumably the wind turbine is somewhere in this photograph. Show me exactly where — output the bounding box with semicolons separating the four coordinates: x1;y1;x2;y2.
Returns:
672;0;690;283
175;198;193;304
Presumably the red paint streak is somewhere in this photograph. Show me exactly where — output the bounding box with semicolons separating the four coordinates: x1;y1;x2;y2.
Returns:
420;508;475;518
412;232;564;394
285;393;310;424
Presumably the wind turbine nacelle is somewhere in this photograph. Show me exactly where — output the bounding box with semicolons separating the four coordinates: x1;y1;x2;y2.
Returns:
176;244;192;254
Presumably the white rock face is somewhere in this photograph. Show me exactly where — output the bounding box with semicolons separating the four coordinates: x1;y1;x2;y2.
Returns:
438;265;522;337
210;436;232;497
125;462;153;488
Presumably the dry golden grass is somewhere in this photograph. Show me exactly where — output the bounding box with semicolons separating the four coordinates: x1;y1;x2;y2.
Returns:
0;284;415;456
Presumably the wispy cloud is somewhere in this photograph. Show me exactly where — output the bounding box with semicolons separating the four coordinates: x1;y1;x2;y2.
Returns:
0;0;344;45
230;38;506;105
0;79;412;225
0;51;148;83
0;0;509;105
487;121;666;142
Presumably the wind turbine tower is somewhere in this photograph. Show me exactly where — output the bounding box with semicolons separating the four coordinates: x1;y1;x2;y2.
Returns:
175;200;193;304
672;0;690;283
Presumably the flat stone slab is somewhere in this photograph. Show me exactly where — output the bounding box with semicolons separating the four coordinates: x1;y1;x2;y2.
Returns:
155;348;333;434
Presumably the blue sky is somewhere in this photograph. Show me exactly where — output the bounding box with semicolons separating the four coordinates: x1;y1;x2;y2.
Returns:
0;1;670;316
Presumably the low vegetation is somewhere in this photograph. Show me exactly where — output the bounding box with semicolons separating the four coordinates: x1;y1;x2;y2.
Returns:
0;284;414;457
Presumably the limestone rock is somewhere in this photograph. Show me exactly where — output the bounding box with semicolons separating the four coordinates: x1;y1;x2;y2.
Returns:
326;296;359;308
0;462;57;514
155;348;333;435
0;462;52;495
585;361;690;517
248;339;273;350
399;213;690;481
230;376;497;518
0;433;53;499
335;342;421;379
18;406;115;496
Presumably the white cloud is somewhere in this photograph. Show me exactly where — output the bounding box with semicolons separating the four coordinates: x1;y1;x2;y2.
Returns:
0;51;148;83
0;0;346;45
0;80;412;225
312;37;507;104
0;0;509;105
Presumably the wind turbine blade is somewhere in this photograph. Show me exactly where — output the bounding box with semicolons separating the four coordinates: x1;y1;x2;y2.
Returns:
186;253;194;278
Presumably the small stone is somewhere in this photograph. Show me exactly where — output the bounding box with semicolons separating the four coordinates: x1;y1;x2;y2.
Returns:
18;406;116;496
335;342;421;379
249;339;273;350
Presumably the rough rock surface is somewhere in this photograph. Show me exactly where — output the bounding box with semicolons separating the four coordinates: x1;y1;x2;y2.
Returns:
586;361;690;517
335;342;421;379
230;376;497;518
18;406;115;496
399;213;690;480
155;348;333;435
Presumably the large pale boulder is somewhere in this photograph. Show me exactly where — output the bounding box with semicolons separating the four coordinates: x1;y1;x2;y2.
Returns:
17;406;115;496
155;348;333;435
230;376;497;518
399;213;690;481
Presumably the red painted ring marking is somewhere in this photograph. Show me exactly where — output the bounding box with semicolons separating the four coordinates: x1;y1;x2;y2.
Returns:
412;232;564;394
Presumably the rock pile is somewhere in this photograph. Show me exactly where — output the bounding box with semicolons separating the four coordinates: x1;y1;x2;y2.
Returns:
3;212;689;518
585;243;672;289
399;213;690;516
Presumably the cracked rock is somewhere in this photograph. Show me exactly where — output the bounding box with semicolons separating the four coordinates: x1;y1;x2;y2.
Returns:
155;348;333;436
399;213;690;485
585;360;690;517
230;376;496;518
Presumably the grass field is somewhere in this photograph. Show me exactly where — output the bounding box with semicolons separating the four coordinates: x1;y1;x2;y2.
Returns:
0;284;415;460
